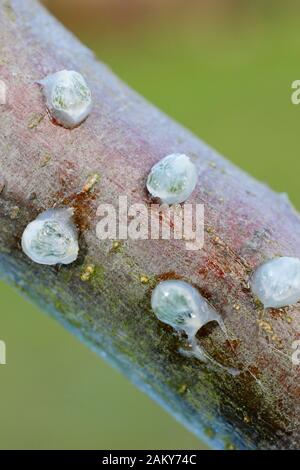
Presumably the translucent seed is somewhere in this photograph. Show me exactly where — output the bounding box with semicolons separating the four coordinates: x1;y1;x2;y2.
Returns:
151;280;238;375
21;208;79;265
251;256;300;308
151;280;225;338
146;153;198;204
38;70;92;129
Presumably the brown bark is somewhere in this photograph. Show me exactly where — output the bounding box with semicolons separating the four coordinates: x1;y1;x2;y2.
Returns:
0;0;299;449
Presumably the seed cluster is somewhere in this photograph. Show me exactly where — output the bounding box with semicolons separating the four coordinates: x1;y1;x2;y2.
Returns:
20;68;300;372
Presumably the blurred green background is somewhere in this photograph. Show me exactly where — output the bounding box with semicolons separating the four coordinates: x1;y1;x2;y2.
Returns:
1;0;300;449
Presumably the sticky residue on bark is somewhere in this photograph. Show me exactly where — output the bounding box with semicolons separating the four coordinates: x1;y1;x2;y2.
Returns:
151;280;238;374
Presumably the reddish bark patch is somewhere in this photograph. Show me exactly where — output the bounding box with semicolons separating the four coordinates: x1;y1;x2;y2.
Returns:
156;271;183;281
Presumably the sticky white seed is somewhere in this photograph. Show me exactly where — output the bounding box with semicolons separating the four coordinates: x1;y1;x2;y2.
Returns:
38;70;92;129
151;280;239;375
151;280;225;335
146;153;198;204
250;256;300;308
21;208;79;265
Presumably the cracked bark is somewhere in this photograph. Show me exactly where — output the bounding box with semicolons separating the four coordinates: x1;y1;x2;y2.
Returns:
0;0;299;450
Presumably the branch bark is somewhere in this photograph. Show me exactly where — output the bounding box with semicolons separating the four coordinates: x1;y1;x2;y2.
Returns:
0;0;299;450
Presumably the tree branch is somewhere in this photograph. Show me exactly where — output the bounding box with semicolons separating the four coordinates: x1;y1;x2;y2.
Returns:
0;0;299;449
